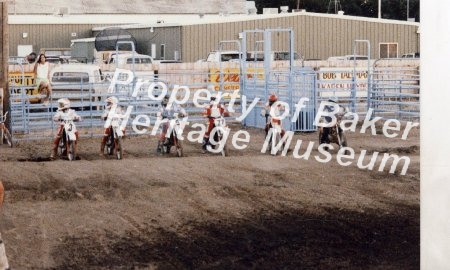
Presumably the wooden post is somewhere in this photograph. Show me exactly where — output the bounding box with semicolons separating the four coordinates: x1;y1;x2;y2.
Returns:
0;1;9;130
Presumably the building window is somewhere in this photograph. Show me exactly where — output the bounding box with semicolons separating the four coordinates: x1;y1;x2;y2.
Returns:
379;43;398;58
160;44;165;60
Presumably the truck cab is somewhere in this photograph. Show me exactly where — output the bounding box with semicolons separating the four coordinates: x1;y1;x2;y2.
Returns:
107;53;153;65
206;50;243;63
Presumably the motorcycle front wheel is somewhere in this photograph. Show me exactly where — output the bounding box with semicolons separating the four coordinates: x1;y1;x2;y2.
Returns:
221;144;228;157
107;131;114;155
59;132;67;157
2;128;13;148
115;136;123;160
272;133;281;156
218;132;228;157
175;139;183;157
67;140;75;161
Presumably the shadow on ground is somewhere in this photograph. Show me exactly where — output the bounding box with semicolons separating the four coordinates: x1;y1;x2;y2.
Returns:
51;205;419;270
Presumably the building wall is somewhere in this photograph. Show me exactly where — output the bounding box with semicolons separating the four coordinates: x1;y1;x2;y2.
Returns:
181;13;420;62
9;24;112;56
8;13;420;62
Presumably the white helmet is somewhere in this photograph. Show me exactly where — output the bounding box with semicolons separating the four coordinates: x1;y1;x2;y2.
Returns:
161;95;170;106
57;98;70;111
105;96;118;109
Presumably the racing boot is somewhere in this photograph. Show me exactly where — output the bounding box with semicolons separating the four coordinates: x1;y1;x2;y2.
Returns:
50;145;57;160
156;141;162;154
99;137;106;157
201;138;209;154
50;139;59;160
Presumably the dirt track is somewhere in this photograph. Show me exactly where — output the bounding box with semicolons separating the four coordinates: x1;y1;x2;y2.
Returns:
0;123;419;269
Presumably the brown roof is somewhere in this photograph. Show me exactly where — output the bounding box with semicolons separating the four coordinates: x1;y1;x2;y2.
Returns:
7;0;246;14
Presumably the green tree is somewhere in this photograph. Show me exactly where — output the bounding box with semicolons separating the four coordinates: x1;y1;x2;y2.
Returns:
254;0;420;22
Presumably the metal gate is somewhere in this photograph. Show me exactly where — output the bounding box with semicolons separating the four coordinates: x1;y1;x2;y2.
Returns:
240;28;316;132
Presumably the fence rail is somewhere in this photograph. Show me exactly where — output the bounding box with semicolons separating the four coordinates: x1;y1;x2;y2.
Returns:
369;65;420;122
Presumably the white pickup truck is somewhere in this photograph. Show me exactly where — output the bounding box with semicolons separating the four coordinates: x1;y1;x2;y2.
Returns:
50;64;109;105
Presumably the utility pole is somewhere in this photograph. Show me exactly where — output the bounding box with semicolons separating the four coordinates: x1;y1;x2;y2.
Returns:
327;0;342;14
296;0;300;10
378;0;381;18
407;0;410;20
1;1;9;130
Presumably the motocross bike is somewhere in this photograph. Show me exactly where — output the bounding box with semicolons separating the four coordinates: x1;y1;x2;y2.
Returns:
265;116;285;156
0;112;13;147
105;116;125;160
106;117;124;160
208;116;228;157
158;112;183;157
58;115;78;161
318;113;349;154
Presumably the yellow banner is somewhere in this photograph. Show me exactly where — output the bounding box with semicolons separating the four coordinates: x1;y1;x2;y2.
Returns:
209;68;264;91
8;72;38;95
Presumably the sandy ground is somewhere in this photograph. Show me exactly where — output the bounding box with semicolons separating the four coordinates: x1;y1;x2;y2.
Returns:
0;122;419;269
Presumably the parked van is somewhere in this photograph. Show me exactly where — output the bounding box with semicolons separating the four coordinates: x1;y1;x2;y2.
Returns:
50;64;109;104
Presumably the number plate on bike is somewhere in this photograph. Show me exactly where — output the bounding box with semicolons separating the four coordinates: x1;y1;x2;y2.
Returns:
64;121;77;141
214;118;226;127
111;118;120;128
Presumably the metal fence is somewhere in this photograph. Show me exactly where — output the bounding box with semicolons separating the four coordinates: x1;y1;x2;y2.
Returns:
6;62;420;141
369;59;420;122
7;70;242;141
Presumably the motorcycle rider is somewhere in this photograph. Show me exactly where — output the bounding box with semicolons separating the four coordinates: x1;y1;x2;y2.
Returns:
261;94;286;139
100;96;125;156
157;94;187;153
50;98;81;159
202;94;230;153
319;98;346;145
